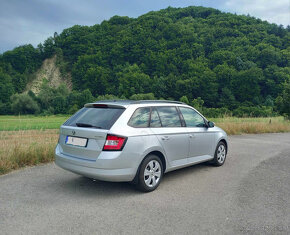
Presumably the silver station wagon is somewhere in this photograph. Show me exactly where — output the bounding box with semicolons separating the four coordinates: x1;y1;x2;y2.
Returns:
55;100;228;192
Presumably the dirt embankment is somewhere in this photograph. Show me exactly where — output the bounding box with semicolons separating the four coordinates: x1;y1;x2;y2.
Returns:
26;55;72;94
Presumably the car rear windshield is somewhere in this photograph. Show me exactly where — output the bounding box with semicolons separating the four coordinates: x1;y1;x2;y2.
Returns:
63;107;125;130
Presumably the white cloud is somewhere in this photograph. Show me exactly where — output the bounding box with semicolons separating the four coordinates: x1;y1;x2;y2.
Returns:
223;0;290;26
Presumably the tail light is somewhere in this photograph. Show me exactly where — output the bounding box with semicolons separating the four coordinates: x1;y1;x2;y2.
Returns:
103;134;127;151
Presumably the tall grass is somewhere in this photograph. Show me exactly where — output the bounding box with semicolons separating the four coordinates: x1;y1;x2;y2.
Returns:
0;116;289;175
212;116;290;135
0;130;58;175
216;122;290;135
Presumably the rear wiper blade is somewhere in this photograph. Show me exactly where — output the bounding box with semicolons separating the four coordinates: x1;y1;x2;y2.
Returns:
76;122;102;129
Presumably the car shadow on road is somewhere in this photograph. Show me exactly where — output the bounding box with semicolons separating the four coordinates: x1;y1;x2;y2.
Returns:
163;162;212;182
53;162;213;197
55;175;137;197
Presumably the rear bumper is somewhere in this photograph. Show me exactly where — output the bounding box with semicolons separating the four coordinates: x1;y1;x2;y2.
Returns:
55;145;136;182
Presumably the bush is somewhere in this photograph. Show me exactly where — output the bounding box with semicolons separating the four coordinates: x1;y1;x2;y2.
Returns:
40;107;55;116
232;106;275;117
130;93;155;100
275;82;290;119
179;96;190;105
0;102;11;114
95;94;120;101
202;107;231;118
68;104;79;114
10;93;40;114
190;97;204;113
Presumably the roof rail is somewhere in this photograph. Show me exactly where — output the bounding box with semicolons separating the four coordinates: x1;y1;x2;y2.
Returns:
131;100;186;105
92;100;131;103
90;99;187;105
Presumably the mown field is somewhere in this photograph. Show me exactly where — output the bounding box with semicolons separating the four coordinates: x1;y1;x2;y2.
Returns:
0;115;290;175
0;115;70;131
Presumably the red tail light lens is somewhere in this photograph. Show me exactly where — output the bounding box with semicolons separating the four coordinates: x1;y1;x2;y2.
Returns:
103;134;127;151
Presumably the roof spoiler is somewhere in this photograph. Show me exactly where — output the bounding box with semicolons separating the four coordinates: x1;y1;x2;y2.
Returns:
84;103;126;109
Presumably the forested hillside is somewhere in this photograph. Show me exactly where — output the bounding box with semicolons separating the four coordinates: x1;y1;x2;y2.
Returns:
0;6;290;117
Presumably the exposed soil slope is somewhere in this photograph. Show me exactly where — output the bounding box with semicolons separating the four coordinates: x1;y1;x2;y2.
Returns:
26;55;72;94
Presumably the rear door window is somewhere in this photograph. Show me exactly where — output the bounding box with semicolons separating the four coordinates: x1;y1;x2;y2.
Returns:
150;108;162;127
128;107;150;128
156;106;182;127
64;107;125;130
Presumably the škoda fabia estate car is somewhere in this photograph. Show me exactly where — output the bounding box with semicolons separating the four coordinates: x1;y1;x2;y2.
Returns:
55;100;228;192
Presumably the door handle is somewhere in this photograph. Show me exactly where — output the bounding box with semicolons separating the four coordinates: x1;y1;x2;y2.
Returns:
161;136;170;141
189;134;195;138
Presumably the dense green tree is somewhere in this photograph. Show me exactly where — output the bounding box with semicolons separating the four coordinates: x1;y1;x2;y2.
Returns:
2;45;41;74
10;93;40;114
213;64;236;89
218;88;237;109
42;37;56;58
95;94;120;101
0;70;14;103
81;89;95;102
1;6;290;116
276;82;290;119
197;69;218;106
117;64;152;97
152;76;168;99
37;84;56;110
130;93;156;100
264;95;274;107
52;95;67;114
258;47;282;68
232;68;262;103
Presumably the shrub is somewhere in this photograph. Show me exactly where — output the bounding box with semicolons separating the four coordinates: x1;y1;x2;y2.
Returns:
275;82;290;119
232;106;275;117
190;97;204;112
130;93;155;100
179;96;190;105
68;104;79;114
10;93;40;114
95;94;120;101
202;107;231;118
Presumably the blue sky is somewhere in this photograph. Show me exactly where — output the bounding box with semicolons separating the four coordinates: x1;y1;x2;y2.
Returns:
0;0;289;53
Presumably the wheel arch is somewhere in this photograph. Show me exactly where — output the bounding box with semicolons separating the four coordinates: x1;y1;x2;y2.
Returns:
219;138;228;153
147;150;166;173
132;149;167;185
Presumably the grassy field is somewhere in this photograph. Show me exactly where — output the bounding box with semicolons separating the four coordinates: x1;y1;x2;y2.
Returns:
0;115;69;131
212;116;290;135
0;115;289;175
0;129;58;175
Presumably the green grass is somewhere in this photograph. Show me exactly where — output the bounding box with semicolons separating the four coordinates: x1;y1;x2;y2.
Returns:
0;115;289;133
0;115;70;131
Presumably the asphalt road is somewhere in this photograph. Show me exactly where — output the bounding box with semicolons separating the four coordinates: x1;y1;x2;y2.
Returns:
1;133;290;235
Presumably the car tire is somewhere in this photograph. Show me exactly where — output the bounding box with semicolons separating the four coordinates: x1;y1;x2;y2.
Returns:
211;141;227;166
136;154;163;192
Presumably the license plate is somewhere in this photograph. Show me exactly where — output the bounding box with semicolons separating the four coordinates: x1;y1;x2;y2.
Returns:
65;136;88;147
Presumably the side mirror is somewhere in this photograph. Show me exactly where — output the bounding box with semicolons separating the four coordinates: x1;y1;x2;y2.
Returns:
207;121;215;128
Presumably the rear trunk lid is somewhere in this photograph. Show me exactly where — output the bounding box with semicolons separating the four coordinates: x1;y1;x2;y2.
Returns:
58;105;125;160
59;126;108;160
